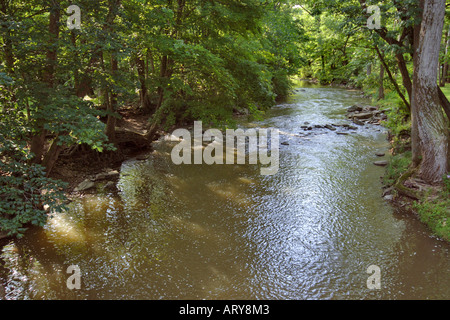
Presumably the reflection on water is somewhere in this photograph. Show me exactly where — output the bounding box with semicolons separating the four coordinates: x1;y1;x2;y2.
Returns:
1;82;449;300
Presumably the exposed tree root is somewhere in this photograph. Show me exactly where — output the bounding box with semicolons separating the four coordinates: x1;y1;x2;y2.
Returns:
394;167;420;200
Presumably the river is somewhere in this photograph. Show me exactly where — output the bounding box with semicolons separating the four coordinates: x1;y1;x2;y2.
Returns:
1;82;449;300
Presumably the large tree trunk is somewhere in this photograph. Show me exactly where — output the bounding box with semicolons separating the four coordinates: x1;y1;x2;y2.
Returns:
411;0;449;184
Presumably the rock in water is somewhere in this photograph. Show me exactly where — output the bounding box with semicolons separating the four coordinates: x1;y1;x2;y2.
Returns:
103;181;116;191
348;104;363;113
353;112;373;120
374;160;389;167
75;179;96;192
353;119;365;126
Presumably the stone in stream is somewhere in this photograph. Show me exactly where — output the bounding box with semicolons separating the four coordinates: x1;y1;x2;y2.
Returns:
375;152;386;157
136;154;149;161
103;181;117;191
74;179;96;192
373;160;389;167
353;112;373;120
94;170;120;181
325;124;337;131
347;104;363;113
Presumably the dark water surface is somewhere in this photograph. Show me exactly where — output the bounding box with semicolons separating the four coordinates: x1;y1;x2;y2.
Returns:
1;83;449;300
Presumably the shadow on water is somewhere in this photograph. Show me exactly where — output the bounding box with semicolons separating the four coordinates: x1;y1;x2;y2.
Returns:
1;82;449;300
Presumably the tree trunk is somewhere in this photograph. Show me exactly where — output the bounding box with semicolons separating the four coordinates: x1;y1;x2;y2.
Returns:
106;55;118;145
136;56;152;112
396;53;413;100
0;0;14;74
30;0;60;167
375;45;411;111
104;0;121;146
42;137;64;177
411;0;449;184
378;64;385;100
43;0;60;87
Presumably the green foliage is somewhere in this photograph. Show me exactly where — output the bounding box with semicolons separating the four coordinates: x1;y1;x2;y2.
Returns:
0;122;68;238
144;0;304;128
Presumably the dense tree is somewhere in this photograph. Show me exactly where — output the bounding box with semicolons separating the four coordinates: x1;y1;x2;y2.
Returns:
0;0;305;237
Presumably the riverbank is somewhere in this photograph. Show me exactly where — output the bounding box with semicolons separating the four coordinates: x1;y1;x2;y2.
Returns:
368;89;450;242
48;106;157;196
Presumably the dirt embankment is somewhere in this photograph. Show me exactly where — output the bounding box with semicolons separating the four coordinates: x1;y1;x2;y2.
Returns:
50;107;158;195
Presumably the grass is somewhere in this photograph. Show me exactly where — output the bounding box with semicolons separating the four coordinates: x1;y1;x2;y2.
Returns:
440;83;450;100
413;176;450;241
382;151;412;187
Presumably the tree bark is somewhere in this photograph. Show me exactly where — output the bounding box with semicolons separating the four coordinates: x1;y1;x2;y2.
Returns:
411;0;449;184
0;0;15;74
42;137;64;177
103;0;121;146
378;64;385;100
106;55;118;145
43;0;60;87
31;0;60;166
136;55;152;112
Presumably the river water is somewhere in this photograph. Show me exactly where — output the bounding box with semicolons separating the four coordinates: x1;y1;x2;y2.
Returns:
1;82;449;300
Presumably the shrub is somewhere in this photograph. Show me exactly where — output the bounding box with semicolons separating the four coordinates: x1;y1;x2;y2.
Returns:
0;122;68;238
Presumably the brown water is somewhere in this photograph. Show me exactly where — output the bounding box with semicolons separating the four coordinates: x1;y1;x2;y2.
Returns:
1;83;449;300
